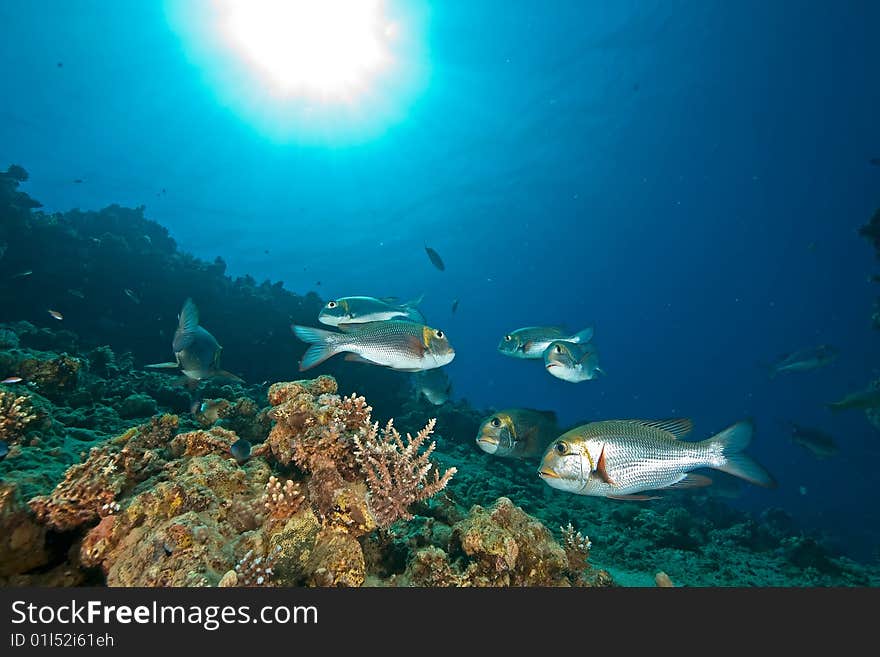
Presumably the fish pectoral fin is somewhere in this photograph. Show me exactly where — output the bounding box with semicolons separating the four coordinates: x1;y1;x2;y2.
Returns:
521;340;533;353
145;362;179;369
607;494;661;501
596;446;616;485
405;334;427;357
661;474;713;490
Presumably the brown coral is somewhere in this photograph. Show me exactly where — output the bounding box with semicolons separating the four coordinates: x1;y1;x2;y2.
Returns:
353;418;456;529
0;483;49;577
0;390;37;444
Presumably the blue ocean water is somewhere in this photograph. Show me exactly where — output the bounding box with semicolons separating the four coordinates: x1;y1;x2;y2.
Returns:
1;1;879;560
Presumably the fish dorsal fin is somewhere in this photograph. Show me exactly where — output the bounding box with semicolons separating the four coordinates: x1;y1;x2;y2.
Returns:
338;320;407;333
178;298;199;332
636;418;694;439
596;445;616;485
527;409;558;424
379;296;400;304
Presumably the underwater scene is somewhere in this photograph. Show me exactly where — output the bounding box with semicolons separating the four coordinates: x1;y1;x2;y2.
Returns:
1;1;879;588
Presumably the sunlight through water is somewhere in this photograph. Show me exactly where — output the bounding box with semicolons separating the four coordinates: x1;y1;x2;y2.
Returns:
166;0;428;143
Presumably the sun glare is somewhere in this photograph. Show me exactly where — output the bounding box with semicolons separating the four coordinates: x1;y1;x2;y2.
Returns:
220;0;391;102
166;0;426;142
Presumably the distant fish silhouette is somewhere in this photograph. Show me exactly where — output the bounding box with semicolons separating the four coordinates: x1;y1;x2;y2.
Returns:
870;158;880;167
424;244;445;271
451;298;459;314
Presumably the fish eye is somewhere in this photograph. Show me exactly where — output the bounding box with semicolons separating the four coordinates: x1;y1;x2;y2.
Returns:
327;301;337;309
435;330;444;339
504;335;512;341
491;417;501;428
553;441;567;455
554;344;563;353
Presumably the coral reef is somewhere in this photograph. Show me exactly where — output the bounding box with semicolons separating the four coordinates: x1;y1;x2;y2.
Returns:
0;389;38;444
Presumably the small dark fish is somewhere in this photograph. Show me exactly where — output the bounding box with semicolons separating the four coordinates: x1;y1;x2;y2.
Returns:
870;158;880;167
2;377;23;384
451;298;459;314
47;309;63;320
124;288;141;304
11;270;32;279
56;61;63;68
230;438;251;464
788;423;838;459
67;288;84;299
73;178;83;184
0;440;8;461
424;244;445;271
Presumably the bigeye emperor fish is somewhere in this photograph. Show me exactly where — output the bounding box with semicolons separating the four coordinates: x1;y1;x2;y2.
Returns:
538;418;776;500
544;340;604;382
318;295;425;327
498;326;593;359
146;298;243;384
476;408;560;459
292;320;454;372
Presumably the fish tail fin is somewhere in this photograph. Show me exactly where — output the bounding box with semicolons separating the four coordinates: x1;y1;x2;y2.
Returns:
292;325;341;371
573;326;594;343
708;420;777;488
405;293;425;308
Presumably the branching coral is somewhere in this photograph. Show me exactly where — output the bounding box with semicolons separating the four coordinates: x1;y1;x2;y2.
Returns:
262;476;304;521
0;390;37;444
353;418;456;529
560;522;592;574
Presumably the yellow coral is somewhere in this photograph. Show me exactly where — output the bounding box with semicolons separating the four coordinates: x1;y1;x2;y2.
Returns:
0;390;37;444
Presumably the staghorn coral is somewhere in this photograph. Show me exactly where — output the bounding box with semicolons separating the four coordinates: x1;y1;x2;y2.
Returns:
0;389;37;444
353;418;456;529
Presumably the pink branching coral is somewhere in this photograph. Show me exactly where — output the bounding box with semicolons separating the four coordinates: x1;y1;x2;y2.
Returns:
353;418;456;529
0;390;37;444
261;476;304;520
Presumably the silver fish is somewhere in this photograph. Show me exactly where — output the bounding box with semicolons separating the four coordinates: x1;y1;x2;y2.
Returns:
537;418;776;499
766;345;837;378
146;298;243;383
476;408;559;459
544;340;604;382
412;368;452;405
826;387;880;412
498;326;593;359
293;320;454;372
788;423;838;459
318;295;424;326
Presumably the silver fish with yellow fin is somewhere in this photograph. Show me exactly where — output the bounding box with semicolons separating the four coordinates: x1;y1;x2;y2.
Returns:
293;320;454;372
498;326;593;359
544;340;604;382
476;408;560;459
146;298;243;384
318;295;425;326
538;418;775;500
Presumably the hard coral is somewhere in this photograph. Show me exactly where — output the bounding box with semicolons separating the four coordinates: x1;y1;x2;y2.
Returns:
354;418;456;529
29;414;178;531
0;389;37;445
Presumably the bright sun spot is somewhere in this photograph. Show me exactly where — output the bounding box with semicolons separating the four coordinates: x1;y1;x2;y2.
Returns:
220;0;392;102
166;0;426;142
